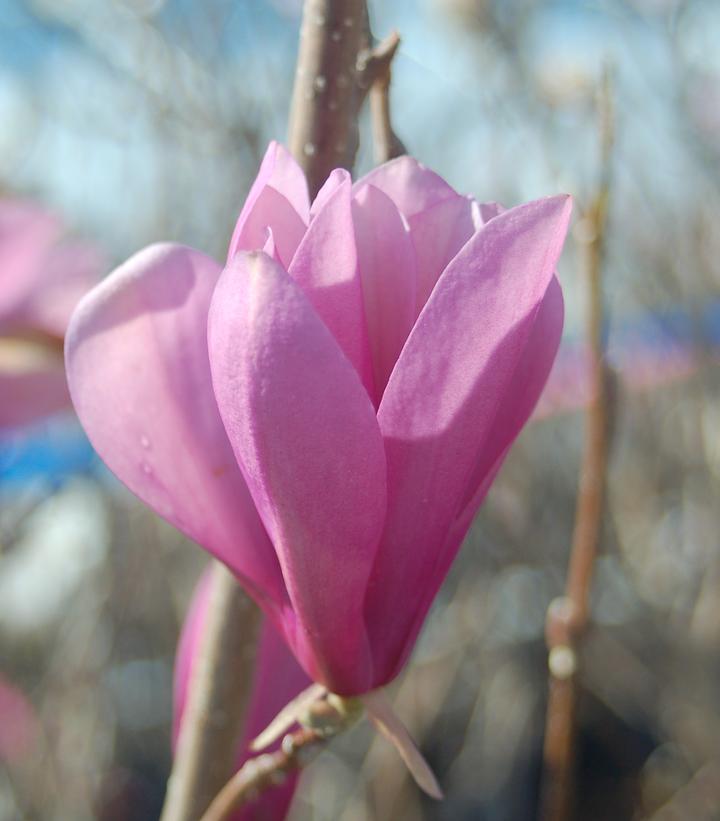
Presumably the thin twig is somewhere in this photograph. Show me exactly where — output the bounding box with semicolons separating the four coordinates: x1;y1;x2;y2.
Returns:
540;68;615;821
365;31;406;163
160;563;261;821
200;727;325;821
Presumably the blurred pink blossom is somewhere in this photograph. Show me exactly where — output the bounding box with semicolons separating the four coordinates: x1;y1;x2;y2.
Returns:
0;200;103;429
66;142;571;694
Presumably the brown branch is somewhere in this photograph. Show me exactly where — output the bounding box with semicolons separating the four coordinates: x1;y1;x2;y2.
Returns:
364;32;406;163
287;1;405;195
200;727;326;821
288;0;368;197
540;67;615;821
160;563;262;821
201;693;363;820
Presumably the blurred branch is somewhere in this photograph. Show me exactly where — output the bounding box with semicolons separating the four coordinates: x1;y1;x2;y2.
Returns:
160;563;261;821
540;67;615;821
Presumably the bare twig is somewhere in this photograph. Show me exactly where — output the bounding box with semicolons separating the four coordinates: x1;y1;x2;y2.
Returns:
364;32;406;163
200;727;325;821
160;563;261;821
202;691;365;820
540;68;615;821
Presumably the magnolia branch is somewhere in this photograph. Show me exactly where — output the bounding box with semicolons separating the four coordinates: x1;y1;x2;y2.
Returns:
200;727;325;821
362;31;406;163
288;0;368;197
540;69;616;821
288;0;404;196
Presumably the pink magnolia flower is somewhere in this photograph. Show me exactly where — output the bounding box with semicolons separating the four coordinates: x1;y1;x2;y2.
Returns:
66;143;571;695
174;571;309;820
0;200;102;429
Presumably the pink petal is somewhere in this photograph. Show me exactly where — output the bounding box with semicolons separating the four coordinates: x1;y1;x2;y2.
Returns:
173;571;309;821
455;275;565;527
395;276;565;676
227;143;309;266
310;168;347;217
65;243;287;609
354;155;459;219
352;184;417;404
366;196;572;684
288;169;372;391
406;195;476;315
208;251;387;694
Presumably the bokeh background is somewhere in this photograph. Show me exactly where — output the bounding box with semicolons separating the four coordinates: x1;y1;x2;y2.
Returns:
2;0;720;818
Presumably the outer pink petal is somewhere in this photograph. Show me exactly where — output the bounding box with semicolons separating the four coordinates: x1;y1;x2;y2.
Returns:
208;251;387;694
354;156;458;219
288;169;372;391
365;196;572;684
352;184;417;405
65;243;286;610
407;195;476;315
391;277;565;678
227;143;309;266
173;571;309;821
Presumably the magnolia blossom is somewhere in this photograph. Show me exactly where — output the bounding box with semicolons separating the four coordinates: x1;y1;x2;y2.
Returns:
66;143;571;695
174;573;308;820
0;200;101;429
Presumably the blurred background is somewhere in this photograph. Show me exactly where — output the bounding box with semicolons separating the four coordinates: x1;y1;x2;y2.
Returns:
1;0;720;818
